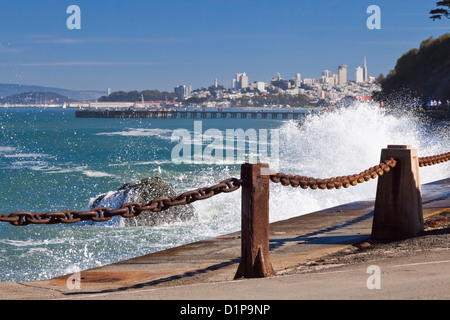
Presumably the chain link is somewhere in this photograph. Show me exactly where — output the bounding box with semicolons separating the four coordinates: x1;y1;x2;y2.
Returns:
419;152;450;167
1;150;448;226
0;178;242;226
270;158;398;190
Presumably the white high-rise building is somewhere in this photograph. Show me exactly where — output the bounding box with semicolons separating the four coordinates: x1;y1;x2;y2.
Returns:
256;81;266;92
338;65;347;85
321;70;337;85
241;73;248;89
322;70;332;78
356;66;364;83
294;73;301;88
233;72;249;90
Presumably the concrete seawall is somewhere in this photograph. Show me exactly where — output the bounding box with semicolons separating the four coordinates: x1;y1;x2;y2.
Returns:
1;178;449;300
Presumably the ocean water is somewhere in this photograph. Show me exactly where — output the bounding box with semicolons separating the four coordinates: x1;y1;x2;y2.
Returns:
0;103;448;283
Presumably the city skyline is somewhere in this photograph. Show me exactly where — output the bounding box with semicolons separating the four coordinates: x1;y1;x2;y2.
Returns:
178;56;373;94
0;0;448;92
172;55;381;107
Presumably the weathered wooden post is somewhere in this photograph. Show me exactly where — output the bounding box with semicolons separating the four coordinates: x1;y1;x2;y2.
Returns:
234;163;275;279
371;145;423;240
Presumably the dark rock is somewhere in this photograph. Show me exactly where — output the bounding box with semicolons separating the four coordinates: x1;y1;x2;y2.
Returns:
90;177;196;227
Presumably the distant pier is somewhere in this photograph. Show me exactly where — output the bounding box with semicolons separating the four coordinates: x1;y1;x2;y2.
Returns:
75;108;312;120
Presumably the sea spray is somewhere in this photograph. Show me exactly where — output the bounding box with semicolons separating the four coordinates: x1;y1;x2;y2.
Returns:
194;101;449;224
268;101;449;221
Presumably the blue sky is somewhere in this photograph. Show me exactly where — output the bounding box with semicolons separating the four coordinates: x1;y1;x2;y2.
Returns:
0;0;448;92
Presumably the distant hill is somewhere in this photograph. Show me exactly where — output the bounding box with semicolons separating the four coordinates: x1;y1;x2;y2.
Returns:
98;89;177;102
0;83;106;102
0;91;76;105
379;33;450;101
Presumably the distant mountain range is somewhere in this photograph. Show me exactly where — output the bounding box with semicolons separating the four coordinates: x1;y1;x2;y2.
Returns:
0;83;106;102
0;91;77;105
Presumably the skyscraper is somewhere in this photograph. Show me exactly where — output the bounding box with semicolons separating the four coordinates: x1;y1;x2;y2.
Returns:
356;66;364;83
174;85;190;100
321;70;336;85
233;72;249;90
294;73;301;88
322;70;332;78
338;65;347;85
240;73;249;89
363;57;369;82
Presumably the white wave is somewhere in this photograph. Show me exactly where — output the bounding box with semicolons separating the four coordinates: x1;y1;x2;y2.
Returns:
192;101;450;225
82;170;114;178
42;165;113;177
97;128;173;139
108;159;173;166
0;238;68;247
4;153;55;159
18;163;115;178
84;190;130;211
8;160;50;170
7;161;68;173
266;101;449;222
0;146;16;154
44;166;82;174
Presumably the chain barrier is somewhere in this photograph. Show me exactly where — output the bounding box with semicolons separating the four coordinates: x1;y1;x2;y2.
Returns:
270;158;398;190
0;151;448;227
270;151;449;190
0;177;242;227
419;152;450;167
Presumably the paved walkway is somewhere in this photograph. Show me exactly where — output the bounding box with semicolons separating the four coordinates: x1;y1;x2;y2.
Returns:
0;178;449;300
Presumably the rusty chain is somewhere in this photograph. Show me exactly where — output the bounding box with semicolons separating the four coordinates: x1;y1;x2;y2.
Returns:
270;158;398;190
271;150;450;190
419;152;450;167
0;177;242;227
0;151;448;226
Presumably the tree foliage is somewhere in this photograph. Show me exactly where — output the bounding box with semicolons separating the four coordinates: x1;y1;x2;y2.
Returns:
380;33;450;100
98;90;177;102
430;0;450;20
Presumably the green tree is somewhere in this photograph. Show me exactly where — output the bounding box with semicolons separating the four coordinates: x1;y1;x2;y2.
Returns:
379;34;450;101
98;89;177;102
376;73;385;84
430;0;450;20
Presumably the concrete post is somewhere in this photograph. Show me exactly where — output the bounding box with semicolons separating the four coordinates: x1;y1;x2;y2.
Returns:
234;163;276;279
371;145;423;240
